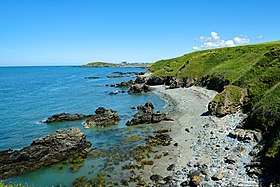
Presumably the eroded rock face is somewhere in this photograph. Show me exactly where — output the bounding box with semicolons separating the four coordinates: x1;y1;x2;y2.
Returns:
126;102;172;126
83;107;120;128
208;85;248;117
0;128;91;180
44;113;88;123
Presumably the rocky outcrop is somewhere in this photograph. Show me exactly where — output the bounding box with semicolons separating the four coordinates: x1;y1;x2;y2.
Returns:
126;102;172;126
146;76;166;85
135;76;148;84
208;85;248;117
128;84;151;94
228;128;262;143
106;80;134;88
0;128;91;180
43;113;89;123
83;107;120;128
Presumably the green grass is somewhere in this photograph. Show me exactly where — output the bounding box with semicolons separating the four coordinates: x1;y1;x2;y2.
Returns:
149;40;280;179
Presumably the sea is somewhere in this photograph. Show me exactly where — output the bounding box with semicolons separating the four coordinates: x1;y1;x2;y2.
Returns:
0;66;167;186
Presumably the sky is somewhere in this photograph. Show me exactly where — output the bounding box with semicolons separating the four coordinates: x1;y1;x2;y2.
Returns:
0;0;280;66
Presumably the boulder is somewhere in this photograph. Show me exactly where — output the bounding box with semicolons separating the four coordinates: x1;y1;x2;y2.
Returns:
228;128;262;143
0;128;91;180
211;171;225;181
128;84;151;94
83;107;120;128
44;113;88;123
135;76;148;84
126;102;171;126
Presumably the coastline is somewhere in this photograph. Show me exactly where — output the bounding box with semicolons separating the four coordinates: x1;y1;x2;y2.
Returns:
141;85;259;186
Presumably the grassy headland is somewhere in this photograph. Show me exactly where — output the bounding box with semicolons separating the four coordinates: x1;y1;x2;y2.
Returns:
82;62;152;68
149;41;280;183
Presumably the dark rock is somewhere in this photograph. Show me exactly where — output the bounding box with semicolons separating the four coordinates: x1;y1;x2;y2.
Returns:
146;133;172;146
128;84;143;94
108;91;119;95
84;76;99;79
108;80;135;88
106;75;124;78
83;107;120;128
137;102;154;113
150;174;163;181
43;113;87;123
0;128;90;180
185;128;190;132
146;76;166;85
163;176;173;184
225;154;239;164
167;164;175;171
135;76;147;84
128;84;151;94
180;181;189;186
126;102;170;126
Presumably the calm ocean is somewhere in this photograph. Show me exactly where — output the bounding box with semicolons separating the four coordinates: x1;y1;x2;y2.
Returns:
0;66;166;186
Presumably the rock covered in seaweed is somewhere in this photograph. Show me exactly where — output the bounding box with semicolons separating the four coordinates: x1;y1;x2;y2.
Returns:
83;107;120;128
43;113;89;123
126;102;172;126
0;128;91;180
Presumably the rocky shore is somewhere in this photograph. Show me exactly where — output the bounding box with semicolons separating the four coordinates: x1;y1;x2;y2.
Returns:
0;128;91;180
137;86;261;186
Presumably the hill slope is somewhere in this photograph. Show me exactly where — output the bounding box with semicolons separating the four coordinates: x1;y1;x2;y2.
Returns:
149;41;280;184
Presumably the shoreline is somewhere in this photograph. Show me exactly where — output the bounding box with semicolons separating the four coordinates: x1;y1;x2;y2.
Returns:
141;85;259;186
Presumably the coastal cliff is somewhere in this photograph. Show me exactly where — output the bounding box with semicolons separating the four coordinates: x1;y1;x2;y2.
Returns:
147;41;280;185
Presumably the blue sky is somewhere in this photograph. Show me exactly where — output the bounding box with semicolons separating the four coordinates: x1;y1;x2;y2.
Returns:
0;0;279;66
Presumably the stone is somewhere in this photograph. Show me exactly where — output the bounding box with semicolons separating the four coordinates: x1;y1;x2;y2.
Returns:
224;154;239;164
167;164;175;171
190;175;201;187
150;174;163;181
83;107;120;128
211;171;225;181
43;113;88;123
0;128;90;180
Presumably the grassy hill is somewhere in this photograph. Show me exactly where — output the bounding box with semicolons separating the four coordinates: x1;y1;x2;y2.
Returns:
150;41;280;183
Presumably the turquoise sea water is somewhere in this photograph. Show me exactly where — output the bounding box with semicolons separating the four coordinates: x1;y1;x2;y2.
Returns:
0;66;166;186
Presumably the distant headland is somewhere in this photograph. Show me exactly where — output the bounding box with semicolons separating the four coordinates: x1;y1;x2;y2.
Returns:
82;61;152;68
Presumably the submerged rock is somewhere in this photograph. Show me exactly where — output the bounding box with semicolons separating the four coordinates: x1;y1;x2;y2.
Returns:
83;107;120;128
43;113;88;123
0;128;91;180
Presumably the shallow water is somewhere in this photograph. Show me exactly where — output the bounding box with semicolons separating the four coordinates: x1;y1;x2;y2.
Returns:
0;66;166;186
